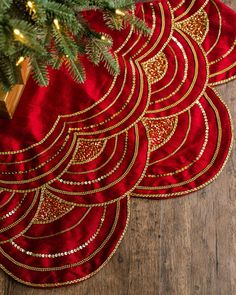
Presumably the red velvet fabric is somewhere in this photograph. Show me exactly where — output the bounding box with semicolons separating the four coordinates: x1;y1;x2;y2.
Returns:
0;0;235;287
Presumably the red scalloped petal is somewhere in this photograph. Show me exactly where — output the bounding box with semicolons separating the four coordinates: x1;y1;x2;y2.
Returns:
0;191;41;243
146;30;207;117
70;57;149;139
202;0;236;84
132;87;232;198
170;0;208;21
0;197;129;287
47;122;149;205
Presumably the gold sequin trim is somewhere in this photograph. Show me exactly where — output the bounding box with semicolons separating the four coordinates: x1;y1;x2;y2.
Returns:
144;117;177;151
0;198;131;287
60;133;128;186
146;102;209;177
72;140;106;164
142;52;168;84
34;191;74;224
0;194;26;221
12;207;106;258
175;10;209;44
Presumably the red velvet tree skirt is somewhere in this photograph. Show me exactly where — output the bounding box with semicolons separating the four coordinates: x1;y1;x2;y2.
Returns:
0;0;235;287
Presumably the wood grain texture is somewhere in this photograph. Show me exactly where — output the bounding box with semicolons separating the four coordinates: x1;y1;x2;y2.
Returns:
1;1;236;294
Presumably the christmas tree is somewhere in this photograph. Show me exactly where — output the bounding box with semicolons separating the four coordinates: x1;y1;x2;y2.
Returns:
0;0;150;92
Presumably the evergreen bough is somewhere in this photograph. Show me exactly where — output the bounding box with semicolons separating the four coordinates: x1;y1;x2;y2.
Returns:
0;0;150;92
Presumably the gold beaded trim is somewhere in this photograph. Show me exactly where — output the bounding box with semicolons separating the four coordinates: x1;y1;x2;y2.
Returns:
135;2;174;63
209;60;236;78
0;194;26;221
143;116;178;151
121;5;148;57
11;207;106;258
72;57;129;129
24;207;92;240
152;45;178;94
0;190;43;246
0;192;15;209
0;135;70;175
0;201;121;271
0;126;66;165
150;35;188;104
175;10;209;44
146;102;209;177
72;139;106;164
67;137;118;175
133;86;233;197
173;0;185;12
59;133;128;186
148;29;209;114
209;39;236;65
0;133;78;185
49;126;140;196
0;193;37;235
206;0;222;56
149;110;191;166
175;0;209;22
69;60;151;138
0;76;118;156
0;198;130;287
33;190;75;224
76;58;135;132
142;52;168;84
209;74;236;86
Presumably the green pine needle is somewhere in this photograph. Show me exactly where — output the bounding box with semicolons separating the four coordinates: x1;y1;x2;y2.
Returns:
0;0;151;92
86;37;119;75
0;56;19;91
52;26;78;60
31;58;49;86
41;1;77;23
0;0;13;10
123;14;151;36
103;11;124;30
64;58;85;83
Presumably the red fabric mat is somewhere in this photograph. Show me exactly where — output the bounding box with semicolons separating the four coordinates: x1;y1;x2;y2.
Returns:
0;0;235;287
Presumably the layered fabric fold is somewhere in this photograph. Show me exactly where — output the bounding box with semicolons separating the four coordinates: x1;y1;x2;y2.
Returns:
0;196;130;287
0;0;235;287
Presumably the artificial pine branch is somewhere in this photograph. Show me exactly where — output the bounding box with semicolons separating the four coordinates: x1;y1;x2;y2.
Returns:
0;0;149;92
103;11;124;30
52;24;85;82
123;13;151;36
85;36;119;75
39;1;77;24
31;57;49;86
52;26;78;60
103;7;151;36
64;57;86;83
0;0;13;10
100;48;119;75
0;55;21;91
104;0;134;10
9;19;45;52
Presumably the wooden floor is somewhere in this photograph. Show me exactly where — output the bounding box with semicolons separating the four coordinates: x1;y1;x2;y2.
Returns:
1;1;236;294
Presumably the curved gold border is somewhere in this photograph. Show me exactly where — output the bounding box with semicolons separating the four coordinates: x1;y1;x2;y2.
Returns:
132;86;233;198
0;197;130;288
